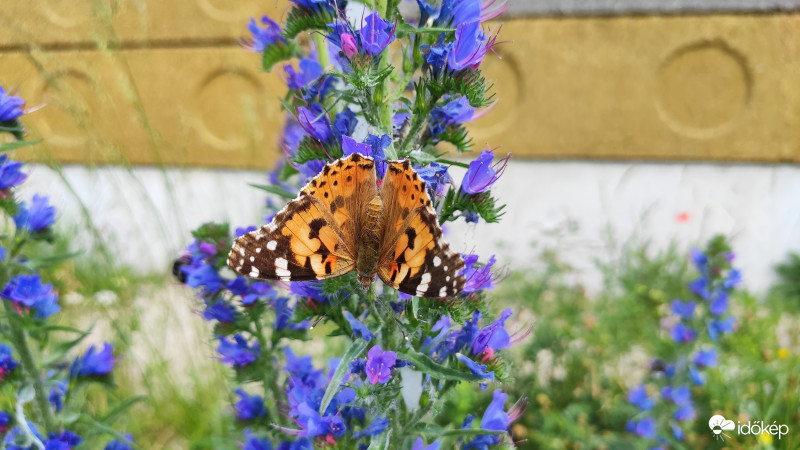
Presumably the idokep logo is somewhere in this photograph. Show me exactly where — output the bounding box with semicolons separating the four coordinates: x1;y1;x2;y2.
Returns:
708;414;790;441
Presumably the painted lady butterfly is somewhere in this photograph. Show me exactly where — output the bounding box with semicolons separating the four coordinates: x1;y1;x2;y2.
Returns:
228;153;466;298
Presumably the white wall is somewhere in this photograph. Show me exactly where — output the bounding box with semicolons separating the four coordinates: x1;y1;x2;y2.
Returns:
19;161;800;294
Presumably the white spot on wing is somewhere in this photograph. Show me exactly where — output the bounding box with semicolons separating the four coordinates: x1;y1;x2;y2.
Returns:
249;267;260;277
446;276;451;281
238;247;245;256
444;265;448;271
420;273;431;284
250;256;255;262
276;258;288;270
439;286;447;297
276;268;291;278
256;248;262;253
267;240;278;251
433;256;441;267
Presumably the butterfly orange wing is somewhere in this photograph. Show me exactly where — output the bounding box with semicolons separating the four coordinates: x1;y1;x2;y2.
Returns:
377;160;466;298
227;154;377;281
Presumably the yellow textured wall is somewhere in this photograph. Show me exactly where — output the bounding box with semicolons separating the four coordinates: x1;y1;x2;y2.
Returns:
1;2;799;168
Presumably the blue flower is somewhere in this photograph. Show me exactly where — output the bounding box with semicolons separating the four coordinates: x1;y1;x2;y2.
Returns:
447;21;496;71
297;104;332;142
437;0;481;26
0;344;19;380
709;291;728;315
456;353;494;383
48;378;68;411
226;277;249;296
690;248;707;270
353;416;389;438
44;430;83;449
0;86;25;122
274;297;309;331
285;58;322;90
243;16;284;53
242;282;276;305
343;311;374;341
182;262;223;292
415;162;452;197
217;334;260;367
0;411;10;434
634;417;656;438
364;134;390;178
341;136;372;157
422;34;448;75
360;12;395;56
724;269;741;289
203;301;238;323
693;349;717;368
674;404;696;422
284;347;322;383
629;384;654;411
295;402;346;438
461;150;508;195
235;226;258;237
365;345;396;384
1;274;61;319
290;281;330;303
243;430;272;450
707;316;735;341
104;435;134;450
412;437;441;450
235;388;267;421
14;194;56;233
670;322;697;343
470;308;512;355
430;95;474;136
464;389;515;448
670;300;695;320
333;108;357;141
663;385;691;405
4;422;43;448
688;276;711;300
71;343;114;377
290;0;335;11
0;155;27;190
460;254;497;293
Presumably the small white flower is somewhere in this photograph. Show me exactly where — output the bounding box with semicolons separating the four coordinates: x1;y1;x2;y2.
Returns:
94;290;118;306
63;292;84;305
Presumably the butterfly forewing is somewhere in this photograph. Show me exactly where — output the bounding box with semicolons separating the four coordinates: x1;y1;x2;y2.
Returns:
228;184;357;282
377;161;466;298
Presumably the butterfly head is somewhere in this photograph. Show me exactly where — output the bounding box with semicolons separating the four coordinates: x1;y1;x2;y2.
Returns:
358;272;375;292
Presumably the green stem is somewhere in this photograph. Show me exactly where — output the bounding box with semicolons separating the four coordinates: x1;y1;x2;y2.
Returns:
312;34;329;69
1;297;57;432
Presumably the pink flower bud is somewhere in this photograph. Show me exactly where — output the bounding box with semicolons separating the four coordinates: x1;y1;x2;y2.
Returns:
341;33;358;58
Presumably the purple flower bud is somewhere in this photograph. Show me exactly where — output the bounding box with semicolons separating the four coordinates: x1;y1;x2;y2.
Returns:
1;273;60;319
217;334;260;367
341;33;358;58
365;345;396;384
243;15;285;53
235;388;267;421
14;194;56;233
460;150;509;195
0;344;19;381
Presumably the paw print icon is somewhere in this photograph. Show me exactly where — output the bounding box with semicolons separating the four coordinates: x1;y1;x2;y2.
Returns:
708;415;735;440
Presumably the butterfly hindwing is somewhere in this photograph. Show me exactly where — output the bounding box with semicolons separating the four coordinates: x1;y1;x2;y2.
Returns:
228;192;356;282
377;161;466;298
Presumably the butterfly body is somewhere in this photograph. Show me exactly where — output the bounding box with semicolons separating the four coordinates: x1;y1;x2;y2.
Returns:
228;153;466;298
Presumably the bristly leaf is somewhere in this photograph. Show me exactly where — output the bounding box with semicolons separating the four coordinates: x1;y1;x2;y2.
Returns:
438;189;506;224
283;6;336;39
0;119;25;141
293;136;343;165
397;350;484;382
263;41;302;72
0;139;41;153
436;125;473;153
427;70;494;108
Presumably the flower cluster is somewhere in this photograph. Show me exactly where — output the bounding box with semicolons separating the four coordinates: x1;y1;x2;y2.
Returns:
0;86;132;449
627;236;741;446
177;0;529;446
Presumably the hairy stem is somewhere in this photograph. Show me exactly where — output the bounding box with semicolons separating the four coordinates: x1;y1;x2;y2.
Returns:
1;291;57;432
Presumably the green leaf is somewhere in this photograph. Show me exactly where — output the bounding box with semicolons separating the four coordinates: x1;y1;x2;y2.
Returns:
411;423;505;437
0;139;41;153
249;184;296;199
283;6;335;39
397;350;483;382
27;251;83;270
441;428;506;437
263;41;302;72
16;384;35;403
436;125;473;153
411;296;420;320
99;395;147;424
437;158;470;169
427;69;494;108
319;338;368;415
41;326;93;366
